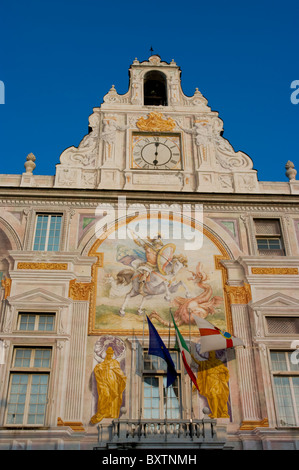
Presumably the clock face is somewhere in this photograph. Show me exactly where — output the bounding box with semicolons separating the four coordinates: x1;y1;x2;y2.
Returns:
132;134;182;170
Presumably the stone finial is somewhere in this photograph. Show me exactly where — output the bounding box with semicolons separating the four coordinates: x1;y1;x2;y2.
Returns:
103;84;120;104
106;84;117;96
285;160;297;181
24;153;36;174
202;407;211;418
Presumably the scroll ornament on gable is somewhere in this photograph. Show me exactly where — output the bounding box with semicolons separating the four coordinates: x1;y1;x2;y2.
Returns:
54;111;133;188
178;116;254;171
187;87;211;111
58;112;101;169
103;84;121;104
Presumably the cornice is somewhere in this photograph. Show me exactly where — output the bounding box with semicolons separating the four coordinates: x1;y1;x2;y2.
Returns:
8;251;98;266
0;187;299;208
0;203;298;216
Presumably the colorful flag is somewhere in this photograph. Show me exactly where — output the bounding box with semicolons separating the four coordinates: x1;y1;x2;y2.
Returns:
193;316;244;353
146;316;177;387
171;314;200;393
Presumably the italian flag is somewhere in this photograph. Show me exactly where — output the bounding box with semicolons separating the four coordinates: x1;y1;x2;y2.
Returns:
171;314;200;393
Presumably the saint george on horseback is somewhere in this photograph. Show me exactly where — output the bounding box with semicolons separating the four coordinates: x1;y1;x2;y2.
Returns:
107;231;189;316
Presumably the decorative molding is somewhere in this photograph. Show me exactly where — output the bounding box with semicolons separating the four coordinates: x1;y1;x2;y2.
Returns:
17;262;68;270
225;284;252;305
57;417;85;432
136;112;176;132
1;198;299;214
251;267;298;275
68;279;93;301
239;418;269;430
1;277;12;299
250;293;299;310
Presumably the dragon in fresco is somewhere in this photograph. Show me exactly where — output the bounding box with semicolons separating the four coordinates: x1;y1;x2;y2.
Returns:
149;262;223;326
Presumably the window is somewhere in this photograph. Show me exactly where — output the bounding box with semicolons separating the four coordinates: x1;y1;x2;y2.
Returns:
254;218;285;256
270;350;299;427
5;347;51;426
143;351;181;419
18;313;55;332
33;214;62;251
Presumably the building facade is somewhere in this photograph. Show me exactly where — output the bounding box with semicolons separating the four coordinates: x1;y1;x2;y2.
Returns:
0;55;299;450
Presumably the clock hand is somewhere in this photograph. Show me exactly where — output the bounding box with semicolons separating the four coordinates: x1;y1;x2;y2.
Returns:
153;142;159;166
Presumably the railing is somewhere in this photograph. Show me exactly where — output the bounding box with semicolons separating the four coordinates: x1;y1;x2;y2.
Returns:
96;417;227;449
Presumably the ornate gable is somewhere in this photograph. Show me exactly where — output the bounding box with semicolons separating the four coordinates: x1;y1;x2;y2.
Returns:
54;55;258;193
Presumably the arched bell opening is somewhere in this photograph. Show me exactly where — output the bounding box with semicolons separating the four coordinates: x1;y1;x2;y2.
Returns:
143;71;168;106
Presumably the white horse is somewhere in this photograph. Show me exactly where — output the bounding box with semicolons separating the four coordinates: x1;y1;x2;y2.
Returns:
108;256;190;316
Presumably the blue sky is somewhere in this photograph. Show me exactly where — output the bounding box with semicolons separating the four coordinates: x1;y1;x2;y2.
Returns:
0;0;298;183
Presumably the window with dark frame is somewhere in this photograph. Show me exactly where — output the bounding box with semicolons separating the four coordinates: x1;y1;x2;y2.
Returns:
254;218;285;256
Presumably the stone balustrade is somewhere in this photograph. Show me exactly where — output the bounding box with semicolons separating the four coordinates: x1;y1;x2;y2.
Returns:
96;418;228;449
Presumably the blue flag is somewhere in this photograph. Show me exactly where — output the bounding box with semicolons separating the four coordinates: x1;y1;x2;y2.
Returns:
146;316;177;387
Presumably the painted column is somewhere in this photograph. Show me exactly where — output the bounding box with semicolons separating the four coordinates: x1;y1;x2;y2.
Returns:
64;281;92;422
64;301;89;421
225;285;268;429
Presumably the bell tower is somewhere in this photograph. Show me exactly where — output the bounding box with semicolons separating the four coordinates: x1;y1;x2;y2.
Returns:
54;55;259;193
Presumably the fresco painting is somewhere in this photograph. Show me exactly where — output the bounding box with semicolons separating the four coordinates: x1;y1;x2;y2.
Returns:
93;217;227;335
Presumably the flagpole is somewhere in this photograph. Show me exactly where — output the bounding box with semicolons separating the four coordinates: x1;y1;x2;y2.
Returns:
146;314;177;441
188;309;194;423
130;329;134;420
138;313;145;440
164;309;172;441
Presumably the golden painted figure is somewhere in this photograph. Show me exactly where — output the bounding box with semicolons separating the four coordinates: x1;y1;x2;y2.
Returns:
192;350;230;418
91;347;126;424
